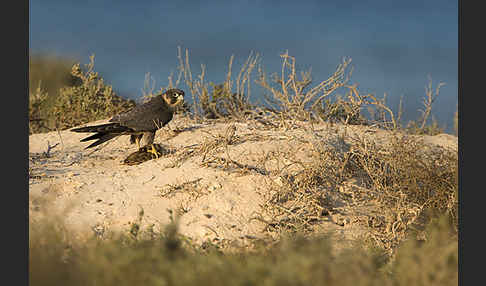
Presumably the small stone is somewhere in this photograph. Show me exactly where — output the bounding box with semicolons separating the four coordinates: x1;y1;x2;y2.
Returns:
208;182;222;191
273;176;284;187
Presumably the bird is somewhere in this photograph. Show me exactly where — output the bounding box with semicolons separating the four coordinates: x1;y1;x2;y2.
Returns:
71;88;185;157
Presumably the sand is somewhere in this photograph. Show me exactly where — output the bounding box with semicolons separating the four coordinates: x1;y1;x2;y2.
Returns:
29;116;458;250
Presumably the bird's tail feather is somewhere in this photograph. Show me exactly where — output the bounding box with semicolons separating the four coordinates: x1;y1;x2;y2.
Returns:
71;123;133;149
80;132;106;142
85;133;119;149
71;123;130;134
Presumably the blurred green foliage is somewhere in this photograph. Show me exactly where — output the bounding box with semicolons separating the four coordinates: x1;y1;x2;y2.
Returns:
29;215;457;286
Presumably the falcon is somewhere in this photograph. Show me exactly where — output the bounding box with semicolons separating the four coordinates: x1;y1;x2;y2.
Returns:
71;88;184;157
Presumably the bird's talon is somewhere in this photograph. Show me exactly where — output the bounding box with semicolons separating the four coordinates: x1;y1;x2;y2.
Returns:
146;144;161;159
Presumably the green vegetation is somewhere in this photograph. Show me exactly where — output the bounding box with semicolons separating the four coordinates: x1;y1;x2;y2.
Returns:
29;54;75;133
29;53;78;100
51;55;136;130
30;215;456;286
29;54;135;134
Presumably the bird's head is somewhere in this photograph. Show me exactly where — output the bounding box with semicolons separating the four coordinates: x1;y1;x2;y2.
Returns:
162;88;185;108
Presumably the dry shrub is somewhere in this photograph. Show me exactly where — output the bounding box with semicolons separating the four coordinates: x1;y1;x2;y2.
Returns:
256;51;355;123
173;124;266;175
344;133;457;252
406;116;445;136
366;92;403;130
154;124;241;170
367;77;446;135
51;55;136;130
176;47;259;120
403;78;446;135
173;49;372;127
261;135;351;233
315;87;369;125
259;126;456;256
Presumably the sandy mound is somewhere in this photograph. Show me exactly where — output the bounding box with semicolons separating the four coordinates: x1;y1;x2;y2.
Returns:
29;116;457;250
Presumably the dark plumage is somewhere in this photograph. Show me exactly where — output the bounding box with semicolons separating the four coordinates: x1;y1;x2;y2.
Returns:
71;89;185;149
